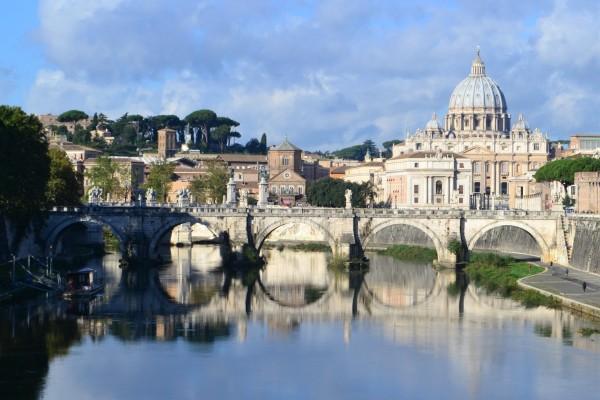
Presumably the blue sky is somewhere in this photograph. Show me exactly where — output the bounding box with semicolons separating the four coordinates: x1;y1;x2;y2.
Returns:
2;0;599;150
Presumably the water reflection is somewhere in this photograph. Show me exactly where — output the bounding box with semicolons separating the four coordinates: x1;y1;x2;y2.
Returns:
3;245;600;399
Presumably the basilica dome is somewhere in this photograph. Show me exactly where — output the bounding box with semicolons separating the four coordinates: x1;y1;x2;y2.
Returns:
448;51;507;113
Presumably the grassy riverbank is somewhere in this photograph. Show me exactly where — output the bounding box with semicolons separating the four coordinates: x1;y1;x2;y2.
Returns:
263;242;332;252
465;252;561;309
377;244;437;262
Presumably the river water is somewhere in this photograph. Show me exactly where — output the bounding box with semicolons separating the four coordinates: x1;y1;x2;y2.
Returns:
2;246;600;399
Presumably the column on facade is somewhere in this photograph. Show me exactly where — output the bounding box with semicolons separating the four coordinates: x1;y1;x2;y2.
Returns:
425;176;430;204
408;176;413;206
447;176;452;205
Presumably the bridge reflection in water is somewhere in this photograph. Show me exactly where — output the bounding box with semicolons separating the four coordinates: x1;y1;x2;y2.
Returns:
71;245;600;348
3;245;600;400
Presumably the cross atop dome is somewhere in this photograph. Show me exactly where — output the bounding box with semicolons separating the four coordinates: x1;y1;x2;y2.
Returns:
470;47;486;76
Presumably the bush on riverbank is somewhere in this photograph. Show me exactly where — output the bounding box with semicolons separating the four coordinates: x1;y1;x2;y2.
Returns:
263;242;331;252
465;252;560;309
377;245;437;262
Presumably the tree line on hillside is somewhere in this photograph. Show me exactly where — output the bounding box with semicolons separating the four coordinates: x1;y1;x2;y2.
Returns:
49;109;268;156
315;139;402;161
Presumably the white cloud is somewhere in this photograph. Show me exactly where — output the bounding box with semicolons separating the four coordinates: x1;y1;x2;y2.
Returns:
26;0;600;149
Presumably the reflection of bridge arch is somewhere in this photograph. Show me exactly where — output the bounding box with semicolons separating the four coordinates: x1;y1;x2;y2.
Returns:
254;219;337;253
361;270;442;310
362;220;445;260
148;216;219;256
255;274;336;309
45;216;127;255
467;221;548;256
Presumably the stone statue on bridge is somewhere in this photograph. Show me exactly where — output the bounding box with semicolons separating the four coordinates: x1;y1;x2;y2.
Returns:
239;189;249;207
146;188;157;206
88;186;103;205
177;188;191;207
345;189;352;209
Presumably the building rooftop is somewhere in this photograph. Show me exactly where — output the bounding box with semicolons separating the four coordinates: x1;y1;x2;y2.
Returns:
273;138;301;151
391;151;466;160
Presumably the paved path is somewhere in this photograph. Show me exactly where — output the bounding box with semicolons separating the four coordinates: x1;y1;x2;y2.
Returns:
520;263;600;311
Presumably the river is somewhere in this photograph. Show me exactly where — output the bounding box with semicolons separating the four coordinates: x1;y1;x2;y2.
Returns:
2;246;600;399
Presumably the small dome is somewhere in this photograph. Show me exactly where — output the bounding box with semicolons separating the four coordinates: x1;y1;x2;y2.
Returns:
448;49;507;112
425;113;442;131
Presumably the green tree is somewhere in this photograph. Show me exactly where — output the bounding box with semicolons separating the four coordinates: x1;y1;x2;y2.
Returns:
149;114;182;130
85;156;120;200
212;124;231;153
259;133;267;154
190;162;228;204
306;178;373;207
534;157;600;190
332;140;379;160
72;124;90;144
0;106;50;218
185;109;217;146
382;139;402;158
46;148;82;206
245;138;261;154
57;109;88;123
144;161;175;202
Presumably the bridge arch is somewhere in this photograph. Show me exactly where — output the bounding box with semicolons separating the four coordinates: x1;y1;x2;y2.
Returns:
254;218;337;253
148;216;219;257
45;215;128;255
361;220;446;261
467;221;549;257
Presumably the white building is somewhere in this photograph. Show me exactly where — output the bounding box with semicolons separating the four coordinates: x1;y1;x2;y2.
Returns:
384;150;472;209
391;50;549;200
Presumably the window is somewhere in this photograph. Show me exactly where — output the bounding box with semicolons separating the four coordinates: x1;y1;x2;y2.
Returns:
501;182;508;195
282;157;289;166
459;163;464;168
500;162;509;175
473;162;481;174
414;162;419;168
518;186;524;198
474;182;481;193
414;197;419;204
272;186;278;194
465;119;469;128
485;186;491;195
458;185;464;194
435;180;442;195
485;162;490;173
298;186;303;195
416;143;422;150
533;143;540;151
413;185;419;194
459;198;463;204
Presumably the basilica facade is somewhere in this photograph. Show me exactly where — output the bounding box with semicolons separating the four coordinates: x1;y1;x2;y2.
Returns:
386;50;549;207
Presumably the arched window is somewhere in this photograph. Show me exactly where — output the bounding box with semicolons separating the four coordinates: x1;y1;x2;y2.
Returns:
435;180;443;195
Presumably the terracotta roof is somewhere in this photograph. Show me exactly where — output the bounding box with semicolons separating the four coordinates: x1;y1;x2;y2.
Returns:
345;162;384;170
219;154;267;163
330;166;349;174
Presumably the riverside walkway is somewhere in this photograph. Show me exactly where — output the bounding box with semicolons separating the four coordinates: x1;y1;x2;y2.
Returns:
520;264;600;318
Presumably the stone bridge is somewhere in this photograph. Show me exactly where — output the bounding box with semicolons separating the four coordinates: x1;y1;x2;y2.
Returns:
40;205;570;265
